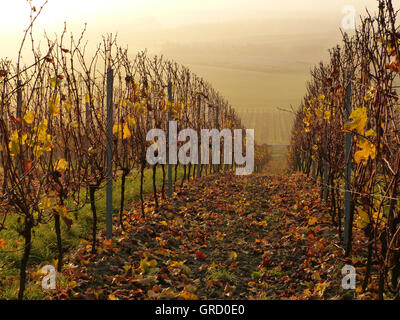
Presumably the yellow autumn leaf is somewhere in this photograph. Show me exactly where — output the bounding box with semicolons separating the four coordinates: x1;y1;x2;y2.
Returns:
354;139;376;165
55;158;68;172
49;97;60;116
122;264;133;273
21;134;27;145
165;101;173;111
228;251;238;260
8;130;27;156
365;129;375;137
344;107;367;134
170;261;185;268
140;258;157;274
113;123;122;139
355;209;370;229
178;288;198;300
123;123;131;139
0;238;6;249
9;138;19;157
39;196;51;210
356;208;386;228
49;104;59;116
108;294;119;300
53;204;68;217
127;114;136;127
372;209;386;225
24;111;35;124
314;282;329;297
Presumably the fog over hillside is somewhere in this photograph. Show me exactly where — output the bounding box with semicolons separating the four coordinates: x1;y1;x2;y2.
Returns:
2;0;380;144
156;18;345;144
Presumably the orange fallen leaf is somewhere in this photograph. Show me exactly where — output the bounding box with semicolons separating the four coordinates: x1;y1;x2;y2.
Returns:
308;217;318;226
195;250;206;259
108;294;119;300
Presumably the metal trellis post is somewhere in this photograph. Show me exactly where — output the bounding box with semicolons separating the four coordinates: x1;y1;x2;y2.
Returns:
106;68;113;239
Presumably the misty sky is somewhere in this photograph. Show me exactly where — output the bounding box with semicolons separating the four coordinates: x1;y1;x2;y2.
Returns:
1;0;383;143
1;0;379;51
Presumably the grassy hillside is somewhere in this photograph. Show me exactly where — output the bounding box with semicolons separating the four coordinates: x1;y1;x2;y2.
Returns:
0;166;186;299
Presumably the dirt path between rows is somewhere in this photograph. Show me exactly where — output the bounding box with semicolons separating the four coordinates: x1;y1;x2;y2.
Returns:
52;172;351;300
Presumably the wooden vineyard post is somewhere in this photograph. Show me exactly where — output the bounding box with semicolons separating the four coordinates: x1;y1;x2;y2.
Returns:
344;73;353;256
197;94;201;178
106;68;113;239
168;81;173;197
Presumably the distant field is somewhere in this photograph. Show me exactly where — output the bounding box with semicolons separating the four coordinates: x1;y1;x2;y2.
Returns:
184;63;302;144
265;145;289;174
159;28;343;145
239;110;293;145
